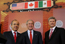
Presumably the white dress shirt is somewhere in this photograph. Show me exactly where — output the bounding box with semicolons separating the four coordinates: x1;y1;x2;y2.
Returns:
49;26;56;36
12;30;17;37
27;30;34;39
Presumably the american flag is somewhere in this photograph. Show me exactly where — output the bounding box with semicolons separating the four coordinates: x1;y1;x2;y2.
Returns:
11;3;25;10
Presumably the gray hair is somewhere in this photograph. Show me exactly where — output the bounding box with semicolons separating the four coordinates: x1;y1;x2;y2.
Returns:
48;17;56;22
11;19;19;25
26;19;34;25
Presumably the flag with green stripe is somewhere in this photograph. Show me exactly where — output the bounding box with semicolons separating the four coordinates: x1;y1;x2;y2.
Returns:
25;1;51;9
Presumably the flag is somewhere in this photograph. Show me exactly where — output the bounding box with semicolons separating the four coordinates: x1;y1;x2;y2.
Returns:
12;3;24;10
39;1;51;8
25;1;51;9
25;1;38;9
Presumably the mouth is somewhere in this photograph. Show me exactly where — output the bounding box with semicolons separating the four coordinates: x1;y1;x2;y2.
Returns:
29;26;32;27
51;23;54;25
14;26;18;29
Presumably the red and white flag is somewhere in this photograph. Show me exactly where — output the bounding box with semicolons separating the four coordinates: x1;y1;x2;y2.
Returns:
25;1;38;9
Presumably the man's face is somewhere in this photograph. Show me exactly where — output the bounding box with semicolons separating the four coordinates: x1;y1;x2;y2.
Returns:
11;21;19;31
26;21;34;30
48;19;56;28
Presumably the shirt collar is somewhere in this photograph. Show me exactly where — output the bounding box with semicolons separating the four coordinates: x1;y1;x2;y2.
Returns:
12;30;17;34
27;30;33;33
50;26;56;31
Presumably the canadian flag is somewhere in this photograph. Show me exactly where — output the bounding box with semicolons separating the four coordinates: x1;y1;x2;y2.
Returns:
25;1;38;9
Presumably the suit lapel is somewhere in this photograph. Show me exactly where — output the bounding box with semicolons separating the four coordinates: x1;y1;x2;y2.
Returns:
47;30;50;42
9;31;15;44
16;32;20;43
49;27;58;41
26;31;30;44
32;30;37;44
32;31;35;44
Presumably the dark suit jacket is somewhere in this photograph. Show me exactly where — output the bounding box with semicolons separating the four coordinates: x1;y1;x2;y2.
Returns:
0;33;7;43
3;31;24;44
22;30;43;44
45;27;65;44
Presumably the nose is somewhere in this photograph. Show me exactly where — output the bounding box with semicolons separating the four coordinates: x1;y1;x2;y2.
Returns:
15;24;19;26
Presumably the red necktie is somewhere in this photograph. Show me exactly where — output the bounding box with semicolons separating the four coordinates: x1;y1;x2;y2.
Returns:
14;32;17;43
30;31;32;44
49;29;53;39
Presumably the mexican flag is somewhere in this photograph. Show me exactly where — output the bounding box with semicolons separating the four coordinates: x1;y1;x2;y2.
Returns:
25;1;51;9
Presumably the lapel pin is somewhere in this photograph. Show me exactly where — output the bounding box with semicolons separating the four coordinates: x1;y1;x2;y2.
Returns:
35;34;37;35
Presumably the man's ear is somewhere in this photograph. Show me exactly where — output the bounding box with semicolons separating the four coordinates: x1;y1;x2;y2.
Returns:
11;25;12;28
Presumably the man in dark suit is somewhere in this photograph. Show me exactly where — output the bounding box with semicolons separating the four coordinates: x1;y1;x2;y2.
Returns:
22;19;43;44
3;19;24;44
45;17;65;44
